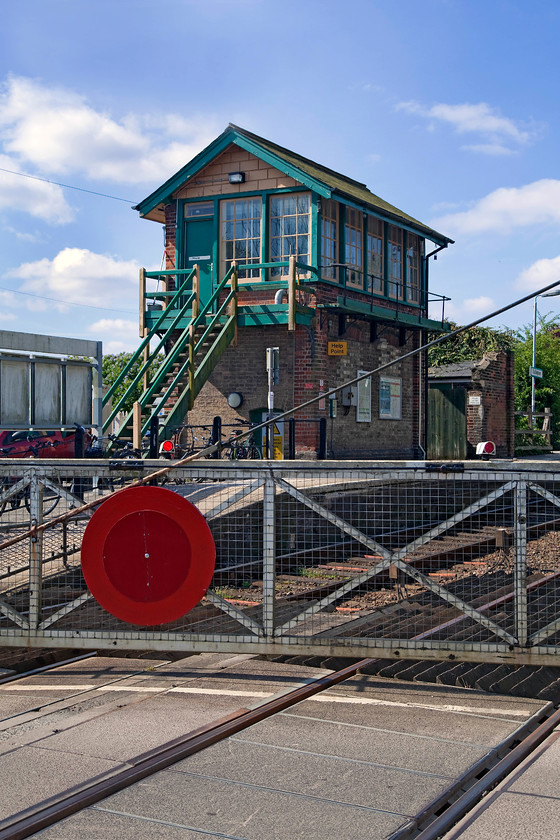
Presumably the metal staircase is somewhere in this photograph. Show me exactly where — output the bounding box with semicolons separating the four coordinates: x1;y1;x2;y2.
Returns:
102;264;238;449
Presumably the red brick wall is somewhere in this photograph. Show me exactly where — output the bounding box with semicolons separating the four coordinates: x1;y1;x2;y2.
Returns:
164;203;177;290
466;350;515;457
188;288;422;459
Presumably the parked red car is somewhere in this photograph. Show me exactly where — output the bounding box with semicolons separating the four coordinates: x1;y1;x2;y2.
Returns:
0;429;91;458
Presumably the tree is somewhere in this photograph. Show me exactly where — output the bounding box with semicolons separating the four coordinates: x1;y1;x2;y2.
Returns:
427;321;517;367
513;315;560;447
102;353;145;414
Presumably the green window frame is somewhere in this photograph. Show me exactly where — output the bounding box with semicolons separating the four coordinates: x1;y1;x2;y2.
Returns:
406;232;420;304
220;197;262;279
320;198;339;281
344;207;364;289
270;193;311;277
367;217;384;295
388;225;403;300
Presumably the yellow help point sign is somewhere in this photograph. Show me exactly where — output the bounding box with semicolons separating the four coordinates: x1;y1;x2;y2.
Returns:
328;341;347;356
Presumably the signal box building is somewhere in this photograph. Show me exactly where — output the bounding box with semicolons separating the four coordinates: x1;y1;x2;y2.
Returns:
120;125;452;458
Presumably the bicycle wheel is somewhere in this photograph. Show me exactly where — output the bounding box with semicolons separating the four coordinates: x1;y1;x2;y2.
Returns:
248;443;262;459
24;485;61;516
0;479;23;515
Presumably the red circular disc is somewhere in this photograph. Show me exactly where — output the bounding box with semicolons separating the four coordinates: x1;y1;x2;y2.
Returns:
81;486;216;626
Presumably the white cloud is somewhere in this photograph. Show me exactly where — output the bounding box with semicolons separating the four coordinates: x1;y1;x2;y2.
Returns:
397;100;539;154
461;143;515;157
463;296;495;314
432;179;560;236
0;75;218;186
88;318;139;352
0;154;73;224
516;255;560;293
5;247;140;310
435;296;495;324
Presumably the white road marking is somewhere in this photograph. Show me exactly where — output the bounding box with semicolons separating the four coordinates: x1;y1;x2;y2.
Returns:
0;682;534;716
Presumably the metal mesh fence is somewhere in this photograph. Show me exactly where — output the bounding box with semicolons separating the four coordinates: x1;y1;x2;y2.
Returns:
0;460;559;665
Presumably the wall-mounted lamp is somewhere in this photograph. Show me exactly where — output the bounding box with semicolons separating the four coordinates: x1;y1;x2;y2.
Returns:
227;391;243;409
228;172;246;184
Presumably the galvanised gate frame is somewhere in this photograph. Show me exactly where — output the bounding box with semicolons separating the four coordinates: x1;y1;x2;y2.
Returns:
0;460;559;666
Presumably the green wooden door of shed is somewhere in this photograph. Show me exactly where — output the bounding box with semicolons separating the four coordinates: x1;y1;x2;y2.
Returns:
427;385;467;460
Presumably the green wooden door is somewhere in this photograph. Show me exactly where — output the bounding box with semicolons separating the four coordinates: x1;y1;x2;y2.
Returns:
427;385;467;460
184;218;214;308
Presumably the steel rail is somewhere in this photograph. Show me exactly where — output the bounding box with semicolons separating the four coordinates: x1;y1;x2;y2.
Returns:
0;656;376;840
410;704;560;840
0;651;96;686
412;567;560;642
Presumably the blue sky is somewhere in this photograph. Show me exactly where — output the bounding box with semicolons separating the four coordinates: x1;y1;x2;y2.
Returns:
1;0;560;352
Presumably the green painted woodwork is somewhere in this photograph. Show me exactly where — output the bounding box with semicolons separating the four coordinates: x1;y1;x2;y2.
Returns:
135;124;452;247
237;304;314;327
183;217;215;306
260;193;268;283
102;269;195;409
232;134;331;198
310;193;319;272
317;296;451;332
427;385;467;459
161;319;237;433
105;266;237;445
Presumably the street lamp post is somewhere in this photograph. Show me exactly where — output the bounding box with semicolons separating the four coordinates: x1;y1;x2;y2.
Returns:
532;289;560;414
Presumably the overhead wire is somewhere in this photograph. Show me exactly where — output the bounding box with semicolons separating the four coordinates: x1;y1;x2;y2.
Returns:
0;285;136;314
0;166;137;204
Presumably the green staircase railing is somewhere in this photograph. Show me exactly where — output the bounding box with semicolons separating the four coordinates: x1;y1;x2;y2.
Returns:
102;264;238;448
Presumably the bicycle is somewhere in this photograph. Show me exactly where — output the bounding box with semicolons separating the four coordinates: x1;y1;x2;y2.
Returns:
222;426;262;460
0;440;67;516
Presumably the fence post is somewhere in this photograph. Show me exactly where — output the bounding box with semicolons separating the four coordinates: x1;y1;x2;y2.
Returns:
211;416;222;458
74;426;84;458
262;476;276;637
188;266;200;403
28;472;43;632
288;418;296;460
288;255;296;331
149;415;159;458
230;261;238;347
514;481;528;647
318;417;327;460
132;401;142;452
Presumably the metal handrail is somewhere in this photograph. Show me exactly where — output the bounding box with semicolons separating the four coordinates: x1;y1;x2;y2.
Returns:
103;268;196;407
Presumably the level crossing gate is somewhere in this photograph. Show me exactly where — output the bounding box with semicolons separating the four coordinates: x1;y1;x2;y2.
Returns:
0;460;559;666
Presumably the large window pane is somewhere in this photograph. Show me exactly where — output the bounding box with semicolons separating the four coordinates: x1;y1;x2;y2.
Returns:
284;216;296;236
406;232;420;304
270;192;311;277
320;199;338;281
345;207;363;289
388;225;403;299
283;196;297;215
220;197;262;279
367;216;384;294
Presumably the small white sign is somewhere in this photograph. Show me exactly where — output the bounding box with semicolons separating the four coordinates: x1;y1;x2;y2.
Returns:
529;367;543;379
469;395;481;406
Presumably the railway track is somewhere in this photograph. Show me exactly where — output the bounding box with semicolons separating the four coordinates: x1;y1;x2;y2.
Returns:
0;654;558;840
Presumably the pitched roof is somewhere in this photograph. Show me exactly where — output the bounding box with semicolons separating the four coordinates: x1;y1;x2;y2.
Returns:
135;124;453;245
428;361;477;380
